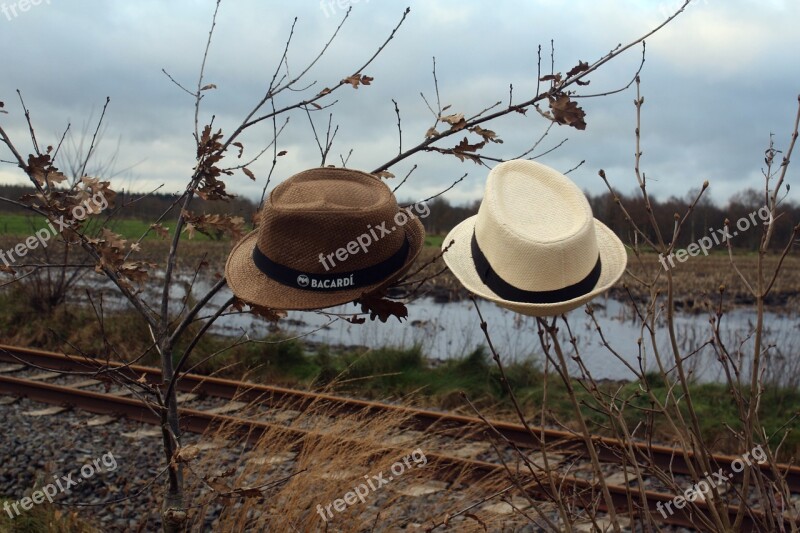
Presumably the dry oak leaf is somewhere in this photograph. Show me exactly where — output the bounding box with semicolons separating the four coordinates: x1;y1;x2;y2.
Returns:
566;60;589;78
469;125;502;144
357;293;408;323
248;303;286;322
439;113;467;131
174;445;201;464
343;74;374;89
548;94;586;130
150;223;170;240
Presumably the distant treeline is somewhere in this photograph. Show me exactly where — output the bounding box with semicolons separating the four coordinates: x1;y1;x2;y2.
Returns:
0;184;256;220
0;184;796;250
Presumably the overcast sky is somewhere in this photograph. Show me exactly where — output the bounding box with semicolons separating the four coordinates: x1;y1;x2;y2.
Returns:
1;0;798;208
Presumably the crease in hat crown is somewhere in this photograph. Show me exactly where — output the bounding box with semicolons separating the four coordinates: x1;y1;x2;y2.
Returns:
474;160;599;292
257;167;406;275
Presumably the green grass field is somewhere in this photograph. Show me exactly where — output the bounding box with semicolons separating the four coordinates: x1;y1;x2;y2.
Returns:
0;214;212;241
424;234;444;248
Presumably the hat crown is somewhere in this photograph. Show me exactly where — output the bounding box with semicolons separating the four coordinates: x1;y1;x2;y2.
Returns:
257;168;406;275
474;160;599;292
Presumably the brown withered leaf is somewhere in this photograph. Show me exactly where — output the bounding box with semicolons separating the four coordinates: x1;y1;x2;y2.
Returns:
451;137;486;164
548;94;586;130
119;261;154;285
195;125;235;201
174;445;200;464
345;315;366;325
0;101;6;114
357;294;408;323
439;113;466;131
566;60;589;77
539;73;562;83
181;210;246;241
242;167;256;181
231;298;246;314
150;223;170;240
277;150;287;157
27;153;68;188
373;170;395;179
317;87;332;97
425;127;439;138
342;74;374;89
229;487;265;499
469;125;502;144
0;264;16;275
232;142;244;159
184;223;197;240
248;303;286;322
200;83;217;91
204;466;236;494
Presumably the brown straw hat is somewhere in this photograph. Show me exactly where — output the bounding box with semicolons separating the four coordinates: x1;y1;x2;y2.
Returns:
225;167;425;310
443;160;627;317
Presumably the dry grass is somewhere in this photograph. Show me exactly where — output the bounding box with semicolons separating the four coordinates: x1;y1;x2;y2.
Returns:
181;391;511;532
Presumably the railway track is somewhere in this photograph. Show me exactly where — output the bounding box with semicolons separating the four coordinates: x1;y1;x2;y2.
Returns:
1;343;799;531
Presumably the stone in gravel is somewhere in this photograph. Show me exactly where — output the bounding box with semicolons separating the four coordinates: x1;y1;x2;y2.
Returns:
448;441;491;459
603;468;640;486
71;379;102;388
27;371;62;381
121;428;162;439
269;409;301;422
385;430;424;446
526;452;565;469
195;439;230;451
574;515;631;531
317;469;359;481
176;392;199;402
394;480;449;497
24;405;67;416
247;451;296;465
85;415;118;427
204;401;247;415
482;497;532;514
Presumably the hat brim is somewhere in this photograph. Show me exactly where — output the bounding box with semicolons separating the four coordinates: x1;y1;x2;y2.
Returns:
442;216;627;317
225;217;425;311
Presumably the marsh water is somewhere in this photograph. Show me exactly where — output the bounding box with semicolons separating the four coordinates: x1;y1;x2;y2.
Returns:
213;291;799;385
88;273;800;384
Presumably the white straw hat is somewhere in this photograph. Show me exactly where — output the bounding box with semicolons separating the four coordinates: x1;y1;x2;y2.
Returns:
442;160;627;316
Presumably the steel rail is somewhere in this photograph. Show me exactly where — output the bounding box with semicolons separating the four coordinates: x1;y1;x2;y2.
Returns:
2;373;791;531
